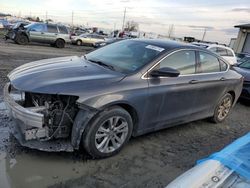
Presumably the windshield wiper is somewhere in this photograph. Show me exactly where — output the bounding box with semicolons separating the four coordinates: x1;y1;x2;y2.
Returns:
87;58;115;71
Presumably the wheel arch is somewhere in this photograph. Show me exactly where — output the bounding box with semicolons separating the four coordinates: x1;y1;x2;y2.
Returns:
56;38;66;43
16;31;30;42
228;90;236;104
106;103;139;136
71;101;140;150
76;39;82;43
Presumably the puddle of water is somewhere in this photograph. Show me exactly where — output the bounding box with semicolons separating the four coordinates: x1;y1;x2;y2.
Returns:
0;151;100;188
0;101;6;111
0;152;11;188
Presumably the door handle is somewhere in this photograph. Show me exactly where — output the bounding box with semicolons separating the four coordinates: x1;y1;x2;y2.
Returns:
41;32;44;34
189;80;199;84
220;77;226;81
55;33;58;35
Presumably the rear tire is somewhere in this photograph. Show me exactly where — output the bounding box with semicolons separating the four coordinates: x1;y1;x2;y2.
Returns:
82;106;133;158
55;39;65;48
211;93;233;123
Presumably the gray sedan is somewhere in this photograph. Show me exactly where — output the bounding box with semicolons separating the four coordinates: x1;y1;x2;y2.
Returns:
4;39;243;158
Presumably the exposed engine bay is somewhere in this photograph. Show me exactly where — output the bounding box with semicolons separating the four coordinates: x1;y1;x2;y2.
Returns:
11;87;78;141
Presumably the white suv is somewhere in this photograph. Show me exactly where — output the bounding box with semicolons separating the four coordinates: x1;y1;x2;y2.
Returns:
192;42;237;65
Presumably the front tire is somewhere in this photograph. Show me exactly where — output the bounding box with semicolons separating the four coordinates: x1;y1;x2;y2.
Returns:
16;35;28;45
211;93;233;123
76;40;82;46
82;106;133;158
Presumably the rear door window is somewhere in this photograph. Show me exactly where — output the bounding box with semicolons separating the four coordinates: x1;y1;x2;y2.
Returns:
47;24;58;33
216;47;228;56
159;50;196;75
198;52;220;73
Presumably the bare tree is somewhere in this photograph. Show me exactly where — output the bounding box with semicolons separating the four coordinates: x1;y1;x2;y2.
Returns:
124;21;139;31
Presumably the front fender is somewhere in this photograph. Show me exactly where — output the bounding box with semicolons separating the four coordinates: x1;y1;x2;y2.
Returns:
71;108;97;149
77;93;138;110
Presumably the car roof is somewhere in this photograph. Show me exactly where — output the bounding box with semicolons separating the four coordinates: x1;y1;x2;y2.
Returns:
192;42;233;50
132;39;200;51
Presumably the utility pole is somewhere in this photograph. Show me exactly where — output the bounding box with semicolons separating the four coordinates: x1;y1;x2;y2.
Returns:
45;11;48;21
71;11;74;26
202;28;206;41
168;24;174;38
122;7;127;31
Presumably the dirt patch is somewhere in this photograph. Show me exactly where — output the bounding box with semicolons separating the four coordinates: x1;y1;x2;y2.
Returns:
0;40;249;188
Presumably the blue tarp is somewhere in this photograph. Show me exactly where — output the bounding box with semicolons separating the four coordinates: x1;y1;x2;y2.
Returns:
198;132;250;180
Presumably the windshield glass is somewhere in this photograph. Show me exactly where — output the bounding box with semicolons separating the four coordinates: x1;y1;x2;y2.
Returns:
85;40;164;73
24;23;34;28
239;60;250;69
238;57;250;63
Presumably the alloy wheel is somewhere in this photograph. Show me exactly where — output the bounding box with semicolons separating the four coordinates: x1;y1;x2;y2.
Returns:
217;96;232;121
95;116;129;153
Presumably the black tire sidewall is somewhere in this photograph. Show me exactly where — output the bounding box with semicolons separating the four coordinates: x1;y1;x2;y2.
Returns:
76;40;82;46
212;93;233;123
55;39;65;48
17;35;28;45
83;107;133;158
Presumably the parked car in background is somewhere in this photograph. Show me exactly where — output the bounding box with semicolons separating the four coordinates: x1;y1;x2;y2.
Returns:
236;52;250;62
0;19;8;28
10;22;70;48
93;37;124;48
71;33;106;46
167;132;250;188
0;22;4;29
232;58;250;100
4;21;30;40
4;39;243;158
192;42;237;65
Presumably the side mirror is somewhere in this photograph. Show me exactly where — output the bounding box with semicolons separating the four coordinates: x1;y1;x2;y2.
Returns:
150;67;180;77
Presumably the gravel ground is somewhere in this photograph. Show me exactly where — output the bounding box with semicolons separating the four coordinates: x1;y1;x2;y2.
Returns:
0;39;249;188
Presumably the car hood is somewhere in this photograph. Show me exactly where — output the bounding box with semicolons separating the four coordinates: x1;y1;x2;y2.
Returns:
232;66;250;81
8;56;125;95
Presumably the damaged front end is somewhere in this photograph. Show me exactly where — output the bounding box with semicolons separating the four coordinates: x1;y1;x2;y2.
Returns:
4;82;81;152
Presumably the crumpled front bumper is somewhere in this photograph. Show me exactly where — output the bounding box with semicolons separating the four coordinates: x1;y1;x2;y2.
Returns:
4;82;44;128
3;82;74;152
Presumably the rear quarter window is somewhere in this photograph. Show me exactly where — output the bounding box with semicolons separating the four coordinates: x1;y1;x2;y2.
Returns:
226;49;234;57
58;26;69;34
219;59;228;71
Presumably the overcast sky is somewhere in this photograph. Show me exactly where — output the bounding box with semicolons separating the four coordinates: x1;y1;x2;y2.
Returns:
1;0;250;43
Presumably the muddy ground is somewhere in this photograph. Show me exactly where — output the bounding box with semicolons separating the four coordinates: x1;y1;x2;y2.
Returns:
0;39;249;188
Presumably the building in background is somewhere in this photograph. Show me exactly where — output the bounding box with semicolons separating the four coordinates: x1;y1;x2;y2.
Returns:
233;24;250;54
